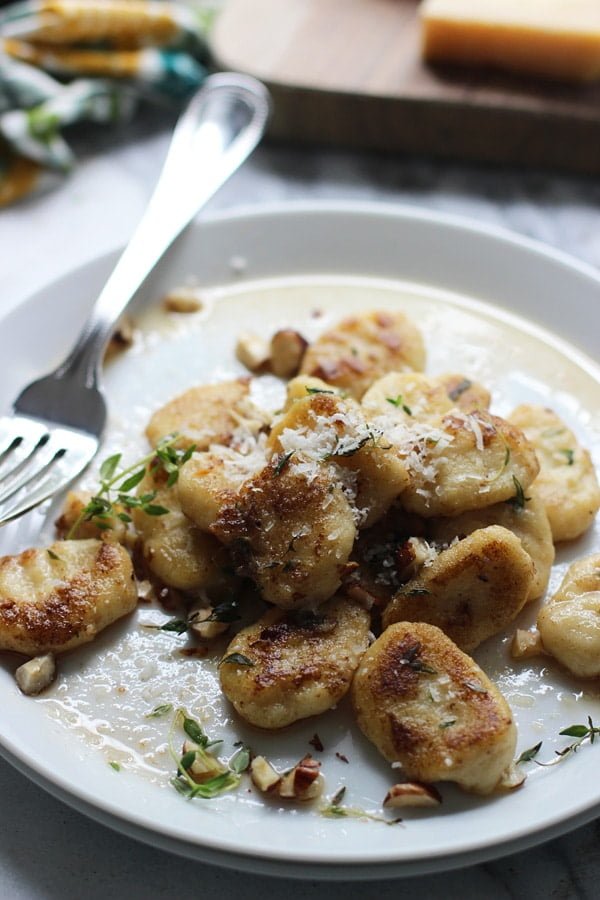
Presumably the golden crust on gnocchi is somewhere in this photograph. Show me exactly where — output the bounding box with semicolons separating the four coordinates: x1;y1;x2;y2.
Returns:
146;379;270;451
537;555;600;678
382;525;534;651
351;622;517;794
220;595;370;728
509;404;600;542
211;464;356;609
300;310;426;399
428;491;555;603
0;540;137;655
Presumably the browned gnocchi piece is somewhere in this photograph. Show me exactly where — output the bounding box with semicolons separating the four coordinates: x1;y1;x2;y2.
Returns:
211;464;356;609
0;540;137;655
509;404;600;542
220;595;370;728
382;525;535;651
300;310;426;399
352;622;517;795
146;379;270;451
428;491;555;603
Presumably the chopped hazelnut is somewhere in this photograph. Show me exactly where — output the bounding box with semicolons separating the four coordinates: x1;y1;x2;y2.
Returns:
250;755;281;793
383;782;442;808
235;331;270;372
270;330;308;378
188;607;229;640
511;628;545;659
162;286;204;313
15;653;56;695
279;755;324;801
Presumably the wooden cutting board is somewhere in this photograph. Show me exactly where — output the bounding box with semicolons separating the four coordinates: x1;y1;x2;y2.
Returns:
210;0;600;174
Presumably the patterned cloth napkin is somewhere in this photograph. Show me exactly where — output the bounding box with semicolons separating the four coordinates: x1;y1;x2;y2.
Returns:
0;0;214;205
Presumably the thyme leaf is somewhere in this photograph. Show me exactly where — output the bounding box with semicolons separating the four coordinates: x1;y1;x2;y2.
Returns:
560;449;575;466
47;549;61;561
507;475;530;511
274;451;295;475
516;742;543;764
220;653;255;668
145;703;173;719
448;379;472;402
386;395;412;415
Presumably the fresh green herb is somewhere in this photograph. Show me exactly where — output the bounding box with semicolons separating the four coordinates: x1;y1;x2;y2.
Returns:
47;549;61;561
168;708;242;800
274;451;295;475
320;788;402;826
405;588;430;597
518;717;600;768
400;642;437;675
386;395;412;415
145;703;173;719
109;761;121;772
324;433;374;460
541;427;565;439
560;449;575;466
161;619;188;634
306;387;335;395
220;653;255;668
205;598;241;624
229;744;251;774
516;742;543;764
504;445;511;467
448;379;472;402
507;475;530;510
439;720;456;729
67;435;191;538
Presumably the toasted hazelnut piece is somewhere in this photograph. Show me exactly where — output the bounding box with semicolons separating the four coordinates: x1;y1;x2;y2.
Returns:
383;782;442;809
105;316;135;361
511;628;545;660
236;331;271;372
188;606;229;640
270;329;308;378
279;755;324;801
15;653;56;695
250;755;281;793
182;740;226;783
497;764;526;792
162;286;204;313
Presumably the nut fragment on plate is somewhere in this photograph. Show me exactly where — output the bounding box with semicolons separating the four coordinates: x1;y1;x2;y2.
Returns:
352;622;517;794
383;781;442;808
250;754;323;801
270;329;308;378
162;286;204;313
511;628;544;660
15;653;56;695
235;331;270;372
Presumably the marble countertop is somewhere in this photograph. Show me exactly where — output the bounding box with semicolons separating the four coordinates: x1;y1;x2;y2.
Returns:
1;106;599;898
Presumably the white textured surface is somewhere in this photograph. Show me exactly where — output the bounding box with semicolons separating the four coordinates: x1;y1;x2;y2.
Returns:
1;106;600;897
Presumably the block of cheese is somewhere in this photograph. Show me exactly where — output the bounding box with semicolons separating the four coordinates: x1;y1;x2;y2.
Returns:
421;0;600;82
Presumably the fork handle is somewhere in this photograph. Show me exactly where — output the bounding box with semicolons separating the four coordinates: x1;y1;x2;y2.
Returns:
55;73;270;387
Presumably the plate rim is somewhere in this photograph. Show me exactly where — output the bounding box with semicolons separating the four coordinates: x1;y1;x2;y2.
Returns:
2;200;600;878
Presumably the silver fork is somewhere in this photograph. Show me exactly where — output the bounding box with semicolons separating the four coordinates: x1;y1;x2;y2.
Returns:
0;72;270;526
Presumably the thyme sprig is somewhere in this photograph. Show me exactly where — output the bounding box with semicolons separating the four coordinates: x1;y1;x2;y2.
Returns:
168;709;244;800
516;717;600;767
68;435;195;538
320;788;402;826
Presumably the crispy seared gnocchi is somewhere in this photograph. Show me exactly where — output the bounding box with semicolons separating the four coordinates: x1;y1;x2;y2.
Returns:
300;310;426;399
352;622;517;794
428;492;555;602
538;555;600;678
0;540;137;655
211;464;356;609
268;391;409;528
131;471;231;595
362;372;453;422
220;595;370;728
146;379;270;451
509;405;600;542
382;526;534;651
397;410;540;518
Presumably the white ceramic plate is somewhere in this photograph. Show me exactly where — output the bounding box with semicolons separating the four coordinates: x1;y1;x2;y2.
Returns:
1;203;600;880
